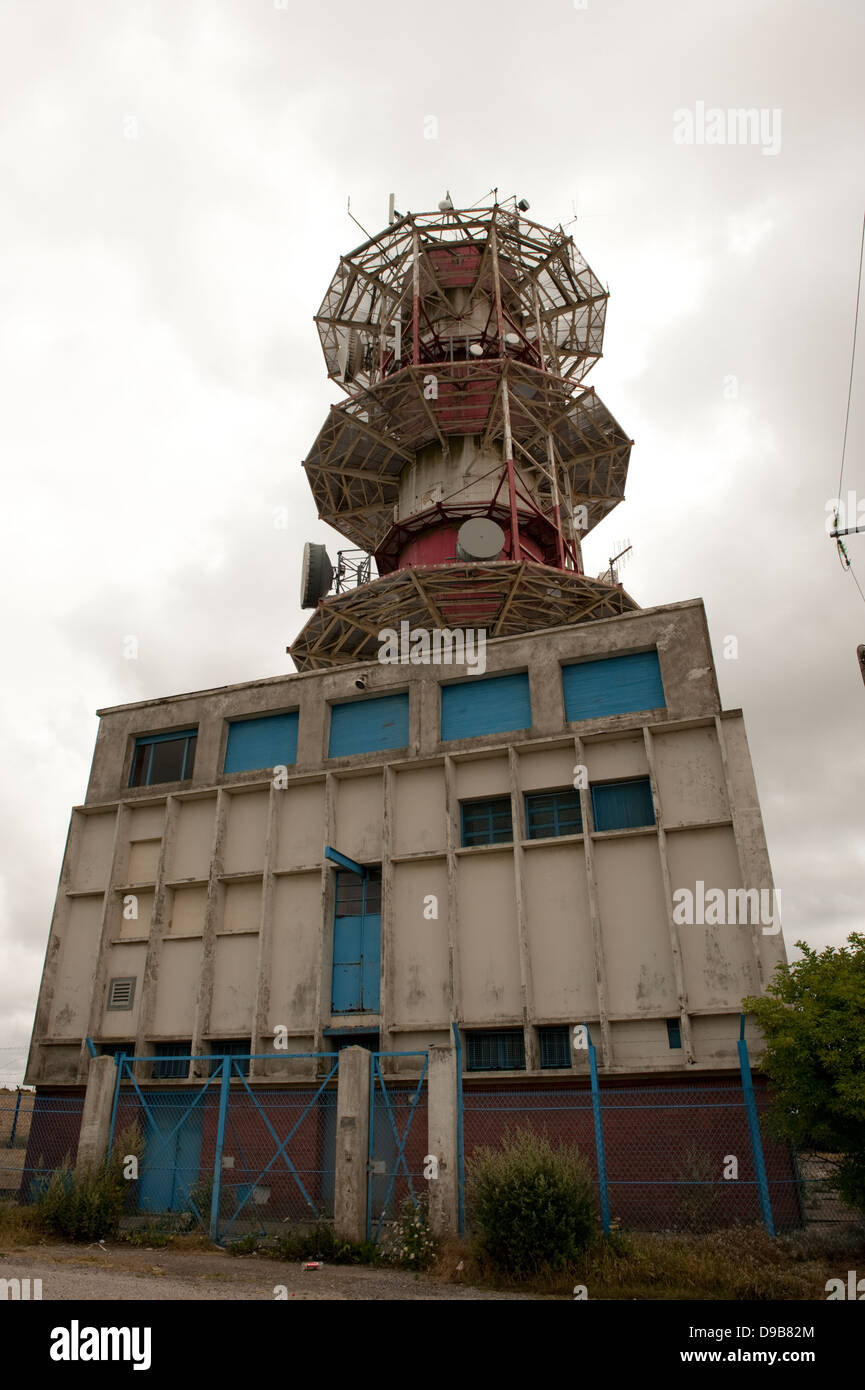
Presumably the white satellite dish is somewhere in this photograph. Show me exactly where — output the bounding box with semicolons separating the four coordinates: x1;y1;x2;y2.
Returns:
456;518;506;562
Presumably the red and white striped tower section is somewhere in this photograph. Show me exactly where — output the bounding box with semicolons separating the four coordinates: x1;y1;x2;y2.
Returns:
290;194;638;671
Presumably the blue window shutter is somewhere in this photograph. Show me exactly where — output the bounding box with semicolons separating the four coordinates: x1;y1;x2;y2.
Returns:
224;712;298;774
562;651;665;723
591;778;655;831
328;694;409;758
441;672;531;741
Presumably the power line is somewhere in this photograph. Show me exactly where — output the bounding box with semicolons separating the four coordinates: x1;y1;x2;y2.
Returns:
837;209;865;502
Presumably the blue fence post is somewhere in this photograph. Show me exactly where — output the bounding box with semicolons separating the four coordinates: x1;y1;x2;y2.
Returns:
585;1024;611;1235
210;1057;231;1244
366;1052;377;1242
8;1088;23;1148
451;1022;465;1236
737;1014;775;1236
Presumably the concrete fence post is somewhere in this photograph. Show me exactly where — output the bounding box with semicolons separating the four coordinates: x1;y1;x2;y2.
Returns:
427;1044;459;1240
334;1047;370;1243
76;1055;117;1170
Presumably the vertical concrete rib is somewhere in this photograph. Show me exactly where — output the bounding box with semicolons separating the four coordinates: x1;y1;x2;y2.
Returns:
380;765;394;1053
134;794;181;1079
251;779;278;1078
82;801;131;1079
313;771;336;1054
509;746;537;1068
643;725;694;1064
714;715;770;993
190;788;228;1071
575;735;613;1067
443;754;461;1025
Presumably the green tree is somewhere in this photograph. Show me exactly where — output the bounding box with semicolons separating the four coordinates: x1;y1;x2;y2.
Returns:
744;933;865;1214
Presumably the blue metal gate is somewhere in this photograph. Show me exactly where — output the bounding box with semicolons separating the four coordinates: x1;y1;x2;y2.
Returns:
109;1052;338;1242
367;1051;428;1243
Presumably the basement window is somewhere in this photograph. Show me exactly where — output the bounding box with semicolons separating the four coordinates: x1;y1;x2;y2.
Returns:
666;1018;683;1049
107;977;136;1011
208;1040;252;1077
525;789;583;839
460;797;513;847
465;1029;525;1072
151;1041;192;1080
130;729;198;788
539;1026;571;1069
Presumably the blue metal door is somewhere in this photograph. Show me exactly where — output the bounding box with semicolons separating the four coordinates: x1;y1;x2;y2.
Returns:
139;1100;203;1213
331;869;381;1013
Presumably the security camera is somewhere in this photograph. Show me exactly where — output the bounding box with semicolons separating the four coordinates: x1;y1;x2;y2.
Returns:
355;677;367;690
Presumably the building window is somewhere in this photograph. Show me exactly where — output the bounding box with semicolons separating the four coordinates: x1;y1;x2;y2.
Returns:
130;729;197;788
562;650;665;723
107;977;136;1011
539;1026;571;1069
99;1042;133;1060
441;672;531;742
208;1040;252;1077
151;1041;192;1080
328;693;409;758
224;712;298;774
466;1029;526;1072
525;789;583;839
590;777;655;832
667;1018;683;1049
460;797;513;847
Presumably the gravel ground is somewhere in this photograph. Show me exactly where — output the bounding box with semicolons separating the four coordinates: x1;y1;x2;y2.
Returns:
0;1242;545;1301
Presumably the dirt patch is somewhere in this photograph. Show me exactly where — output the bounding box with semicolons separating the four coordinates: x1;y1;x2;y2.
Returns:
0;1241;548;1301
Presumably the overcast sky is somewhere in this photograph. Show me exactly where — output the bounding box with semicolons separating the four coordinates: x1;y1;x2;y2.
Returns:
1;0;863;1086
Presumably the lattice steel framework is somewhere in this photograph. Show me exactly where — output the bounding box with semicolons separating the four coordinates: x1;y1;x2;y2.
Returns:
290;195;638;670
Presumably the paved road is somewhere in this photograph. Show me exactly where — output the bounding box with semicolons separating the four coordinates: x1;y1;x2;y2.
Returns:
0;1243;543;1301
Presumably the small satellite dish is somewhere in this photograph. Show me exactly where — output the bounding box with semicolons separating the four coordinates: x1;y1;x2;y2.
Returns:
438;193;454;212
300;542;333;608
468;342;484;357
517;198;530;212
504;332;520;346
456;518;506;562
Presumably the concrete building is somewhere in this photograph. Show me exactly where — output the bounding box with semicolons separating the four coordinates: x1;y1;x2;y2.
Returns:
26;594;783;1086
24;198;789;1236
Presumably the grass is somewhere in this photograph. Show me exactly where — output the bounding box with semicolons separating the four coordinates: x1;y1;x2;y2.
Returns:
434;1223;865;1300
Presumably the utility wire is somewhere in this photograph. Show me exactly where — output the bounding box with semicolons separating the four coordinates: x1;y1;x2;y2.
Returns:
837;210;865;502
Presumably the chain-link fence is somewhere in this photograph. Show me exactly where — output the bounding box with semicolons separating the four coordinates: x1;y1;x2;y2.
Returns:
368;1056;429;1242
461;1079;864;1243
108;1054;339;1240
1;1088;85;1202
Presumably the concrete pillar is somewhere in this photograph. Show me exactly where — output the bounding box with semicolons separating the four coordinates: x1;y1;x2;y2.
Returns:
334;1047;370;1242
427;1044;459;1239
76;1056;116;1170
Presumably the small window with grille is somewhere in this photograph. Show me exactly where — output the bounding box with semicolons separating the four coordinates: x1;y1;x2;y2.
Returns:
460;797;513;848
208;1040;251;1077
151;1041;192;1080
465;1029;525;1072
525;790;583;840
539;1025;571;1068
107;977;136;1011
